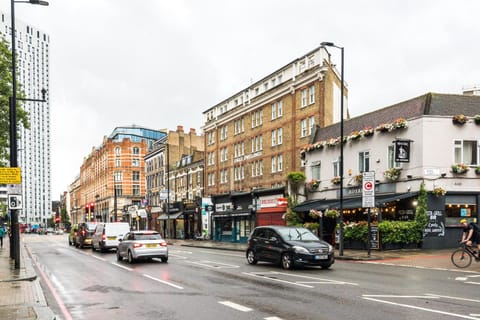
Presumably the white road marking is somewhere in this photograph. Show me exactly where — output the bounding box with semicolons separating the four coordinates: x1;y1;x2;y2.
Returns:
243;271;357;288
264;317;284;320
143;274;184;290
90;255;106;262
273;271;358;286
170;250;193;254
361;261;479;274
167;254;188;259
111;262;133;271
186;260;239;269
364;294;480;320
465;281;480;285
425;293;480;303
218;301;252;312
243;272;313;288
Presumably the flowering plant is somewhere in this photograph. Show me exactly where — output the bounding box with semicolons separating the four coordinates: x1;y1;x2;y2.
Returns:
452;114;468;125
349;131;361;140
451;163;469;174
326;137;341;147
432;187;446;197
325;209;339;218
375;123;391;132
309;209;323;218
354;174;363;185
475;115;480;125
384;167;402;181
391;118;408;129
359;126;374;137
476;167;480;174
331;176;341;185
307;179;320;190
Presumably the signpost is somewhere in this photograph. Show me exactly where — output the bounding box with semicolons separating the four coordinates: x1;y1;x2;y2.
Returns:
362;171;376;256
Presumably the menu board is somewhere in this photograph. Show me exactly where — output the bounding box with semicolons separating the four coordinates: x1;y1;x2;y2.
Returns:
424;210;445;237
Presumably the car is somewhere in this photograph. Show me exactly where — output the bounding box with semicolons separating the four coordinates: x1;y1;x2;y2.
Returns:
75;222;97;248
55;228;64;235
46;227;55;234
92;222;130;252
246;225;335;269
116;230;168;264
69;225;78;246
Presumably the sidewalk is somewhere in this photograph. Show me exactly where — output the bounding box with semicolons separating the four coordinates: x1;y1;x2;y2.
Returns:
0;236;56;320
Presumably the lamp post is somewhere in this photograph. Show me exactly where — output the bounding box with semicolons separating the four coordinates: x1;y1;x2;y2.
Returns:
9;0;49;269
320;42;345;256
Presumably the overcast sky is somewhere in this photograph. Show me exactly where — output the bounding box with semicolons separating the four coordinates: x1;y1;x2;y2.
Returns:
2;0;479;200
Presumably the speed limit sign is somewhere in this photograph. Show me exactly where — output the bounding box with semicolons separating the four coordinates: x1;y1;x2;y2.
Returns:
8;194;22;210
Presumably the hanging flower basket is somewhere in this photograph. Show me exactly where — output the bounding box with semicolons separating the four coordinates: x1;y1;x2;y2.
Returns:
360;127;374;137
331;176;341;185
391;118;408;129
325;209;339;218
384;167;402;181
452;114;468;125
306;179;320;191
432;187;446;197
354;174;363;185
474;115;480;125
451;163;469;174
309;209;323;218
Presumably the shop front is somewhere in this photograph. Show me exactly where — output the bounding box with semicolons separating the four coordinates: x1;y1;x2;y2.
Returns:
157;202;184;239
252;187;287;227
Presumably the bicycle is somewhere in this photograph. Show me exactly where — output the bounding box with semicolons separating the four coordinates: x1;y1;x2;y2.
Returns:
451;243;480;268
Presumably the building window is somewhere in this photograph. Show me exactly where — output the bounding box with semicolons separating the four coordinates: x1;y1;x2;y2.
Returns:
207;131;216;145
114;184;123;196
358;151;370;172
208;172;215;186
220;147;228;162
278;154;283;172
300;119;308;137
308;116;315;135
251;160;263;177
271;156;277;173
271;130;277;146
277;100;283;117
115;147;121;155
234;117;245;135
251;135;263;152
132;147;140;155
132;171;140;181
115;159;121;167
311;161;321;180
454;139;479;165
114;171;123;182
388;145;399;168
251;109;263;128
132;158;140;167
309;85;315;104
220;125;228;141
132;184;140;196
277;128;283;145
271;103;277;120
333;158;340;177
301;89;307;108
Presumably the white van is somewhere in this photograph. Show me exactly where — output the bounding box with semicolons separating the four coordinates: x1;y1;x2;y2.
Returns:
92;222;130;252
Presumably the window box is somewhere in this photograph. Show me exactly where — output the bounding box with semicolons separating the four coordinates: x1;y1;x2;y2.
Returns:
451;163;469;174
452;114;468;125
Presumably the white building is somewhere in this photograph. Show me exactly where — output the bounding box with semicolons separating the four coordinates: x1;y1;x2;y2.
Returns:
1;12;51;225
299;93;480;249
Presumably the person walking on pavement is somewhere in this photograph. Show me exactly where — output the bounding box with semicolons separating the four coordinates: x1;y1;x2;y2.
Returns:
460;218;480;254
0;224;5;248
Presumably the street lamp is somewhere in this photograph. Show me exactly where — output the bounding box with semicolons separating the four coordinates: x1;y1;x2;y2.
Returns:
9;0;49;269
320;41;345;256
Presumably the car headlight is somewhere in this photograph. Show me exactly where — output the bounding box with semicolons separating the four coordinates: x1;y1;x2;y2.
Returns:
293;246;309;254
327;244;333;253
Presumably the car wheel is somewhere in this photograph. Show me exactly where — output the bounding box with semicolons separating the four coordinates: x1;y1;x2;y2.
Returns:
246;250;258;265
281;253;294;270
161;257;168;263
116;250;123;261
127;250;135;264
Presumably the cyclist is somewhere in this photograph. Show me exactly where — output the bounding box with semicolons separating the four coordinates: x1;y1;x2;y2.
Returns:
460;219;480;254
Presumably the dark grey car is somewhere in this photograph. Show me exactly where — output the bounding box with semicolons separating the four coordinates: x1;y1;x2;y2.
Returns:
246;226;335;269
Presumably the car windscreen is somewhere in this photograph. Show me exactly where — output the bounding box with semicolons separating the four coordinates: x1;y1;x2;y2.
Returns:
85;224;97;231
135;233;162;240
277;228;319;241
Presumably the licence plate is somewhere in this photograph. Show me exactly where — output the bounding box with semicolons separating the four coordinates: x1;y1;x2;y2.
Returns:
146;244;157;248
107;236;116;240
315;255;328;260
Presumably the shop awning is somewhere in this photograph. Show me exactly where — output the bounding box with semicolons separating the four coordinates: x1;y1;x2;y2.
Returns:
157;212;183;220
212;210;251;218
294;192;418;212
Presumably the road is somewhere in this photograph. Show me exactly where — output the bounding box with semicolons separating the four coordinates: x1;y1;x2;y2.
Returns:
24;234;480;320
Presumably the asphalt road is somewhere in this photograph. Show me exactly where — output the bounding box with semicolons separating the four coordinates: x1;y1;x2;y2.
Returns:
25;234;480;320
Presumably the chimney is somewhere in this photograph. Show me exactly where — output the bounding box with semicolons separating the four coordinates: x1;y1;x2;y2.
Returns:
190;128;196;135
177;125;184;133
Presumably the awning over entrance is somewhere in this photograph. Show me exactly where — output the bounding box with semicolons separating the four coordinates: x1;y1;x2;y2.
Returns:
157;212;183;220
294;192;418;212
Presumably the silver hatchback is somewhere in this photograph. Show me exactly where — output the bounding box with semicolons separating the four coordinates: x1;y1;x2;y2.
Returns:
116;230;168;264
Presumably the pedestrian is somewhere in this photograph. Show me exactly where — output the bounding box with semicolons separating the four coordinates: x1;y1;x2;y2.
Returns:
0;225;5;248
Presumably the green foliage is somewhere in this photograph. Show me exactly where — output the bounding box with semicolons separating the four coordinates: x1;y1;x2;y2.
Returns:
285;196;303;226
415;182;428;230
378;220;423;244
344;221;368;242
303;222;319;232
0;37;30;166
286;171;306;203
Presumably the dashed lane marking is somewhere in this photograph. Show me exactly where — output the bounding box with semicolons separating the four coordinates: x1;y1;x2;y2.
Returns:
111;262;133;272
143;274;184;290
243;271;358;288
218;301;252;312
185;260;239;269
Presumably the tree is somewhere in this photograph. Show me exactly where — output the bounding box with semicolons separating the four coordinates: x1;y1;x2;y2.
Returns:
415;182;428;238
0;37;30;167
286;171;306;204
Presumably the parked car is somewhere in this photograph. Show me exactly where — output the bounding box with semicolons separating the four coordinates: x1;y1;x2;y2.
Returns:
116;230;168;264
246;225;335;269
46;227;55;234
69;224;78;246
92;222;130;252
75;222;97;248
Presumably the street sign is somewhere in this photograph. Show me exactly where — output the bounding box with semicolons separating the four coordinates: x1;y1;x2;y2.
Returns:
362;171;375;208
8;194;22;210
0;167;21;184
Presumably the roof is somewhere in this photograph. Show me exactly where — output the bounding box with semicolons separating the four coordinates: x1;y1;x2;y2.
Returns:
313;93;480;141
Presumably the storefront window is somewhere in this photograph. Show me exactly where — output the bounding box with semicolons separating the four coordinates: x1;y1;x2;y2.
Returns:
445;195;477;226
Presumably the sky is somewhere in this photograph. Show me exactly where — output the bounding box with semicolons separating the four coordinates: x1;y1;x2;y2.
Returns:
2;0;480;200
